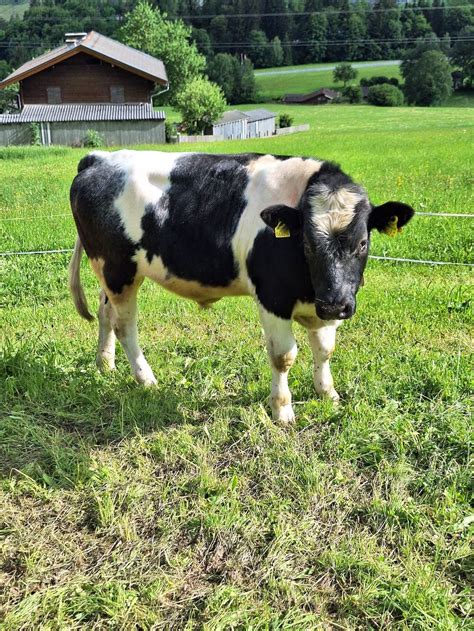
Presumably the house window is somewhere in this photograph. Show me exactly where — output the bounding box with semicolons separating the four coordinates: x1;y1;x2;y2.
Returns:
110;86;124;103
47;87;61;104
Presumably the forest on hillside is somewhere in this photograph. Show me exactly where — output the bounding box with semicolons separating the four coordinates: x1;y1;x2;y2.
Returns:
0;0;472;72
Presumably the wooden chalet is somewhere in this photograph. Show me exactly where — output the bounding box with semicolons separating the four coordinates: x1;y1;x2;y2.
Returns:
0;31;168;146
282;88;340;105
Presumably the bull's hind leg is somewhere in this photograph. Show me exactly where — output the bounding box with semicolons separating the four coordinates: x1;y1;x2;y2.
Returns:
307;324;340;402
107;278;157;387
96;289;116;371
259;308;297;423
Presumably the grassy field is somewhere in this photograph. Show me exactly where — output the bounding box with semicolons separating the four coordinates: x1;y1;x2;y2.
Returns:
1;106;473;628
254;61;474;107
255;61;402;101
0;0;29;20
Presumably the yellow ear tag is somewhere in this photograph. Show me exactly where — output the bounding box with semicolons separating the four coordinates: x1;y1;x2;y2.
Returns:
275;221;290;238
383;215;398;237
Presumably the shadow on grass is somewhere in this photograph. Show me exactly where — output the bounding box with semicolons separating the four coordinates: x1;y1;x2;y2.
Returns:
0;345;214;488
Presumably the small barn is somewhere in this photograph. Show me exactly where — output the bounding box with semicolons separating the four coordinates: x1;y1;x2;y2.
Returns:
0;31;168;146
212;109;276;140
282;88;340;105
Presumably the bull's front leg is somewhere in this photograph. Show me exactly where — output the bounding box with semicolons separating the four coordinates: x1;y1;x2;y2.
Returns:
307;323;340;402
259;308;297;423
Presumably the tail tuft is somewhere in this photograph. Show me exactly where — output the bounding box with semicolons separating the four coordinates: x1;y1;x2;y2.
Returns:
69;237;94;321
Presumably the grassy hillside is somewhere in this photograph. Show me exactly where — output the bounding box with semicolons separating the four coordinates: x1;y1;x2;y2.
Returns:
1;106;473;628
254;61;473;107
0;0;29;20
255;61;402;101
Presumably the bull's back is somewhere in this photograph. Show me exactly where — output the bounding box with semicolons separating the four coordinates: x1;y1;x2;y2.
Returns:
70;151;260;297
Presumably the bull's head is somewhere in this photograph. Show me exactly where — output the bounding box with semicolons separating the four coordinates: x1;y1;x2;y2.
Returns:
260;164;414;321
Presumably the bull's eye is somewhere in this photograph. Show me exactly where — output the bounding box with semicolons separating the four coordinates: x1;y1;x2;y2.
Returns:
357;239;368;255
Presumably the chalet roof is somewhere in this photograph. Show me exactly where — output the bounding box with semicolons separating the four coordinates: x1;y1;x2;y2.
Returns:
283;88;340;103
0;31;168;89
214;108;276;125
0;103;165;123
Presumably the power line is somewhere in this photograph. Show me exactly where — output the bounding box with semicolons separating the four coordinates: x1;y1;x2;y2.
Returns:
0;35;472;50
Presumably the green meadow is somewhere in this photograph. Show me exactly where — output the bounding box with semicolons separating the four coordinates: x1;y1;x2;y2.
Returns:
0;105;473;629
0;0;28;20
254;61;474;107
255;61;402;101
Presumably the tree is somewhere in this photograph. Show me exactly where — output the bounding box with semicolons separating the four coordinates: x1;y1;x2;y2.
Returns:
235;58;258;103
0;84;18;113
305;13;328;64
209;15;229;44
368;0;402;59
401;34;446;80
401;8;432;41
192;28;214;60
333;63;358;88
337;1;367;62
269;36;284;67
367;83;404;106
176;77;226;134
403;50;453;106
119;1;206;105
343;85;362;103
248;30;269;68
451;26;474;87
207;54;257;104
207;53;237;102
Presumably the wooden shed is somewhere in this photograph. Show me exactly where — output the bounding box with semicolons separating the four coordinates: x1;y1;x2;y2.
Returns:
212;109;276;140
282;88;340;105
0;31;168;146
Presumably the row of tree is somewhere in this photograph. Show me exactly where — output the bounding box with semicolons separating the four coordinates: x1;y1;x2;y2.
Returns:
0;0;472;71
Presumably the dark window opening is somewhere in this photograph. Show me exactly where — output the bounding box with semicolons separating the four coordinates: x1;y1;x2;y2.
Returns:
110;86;125;103
47;87;61;104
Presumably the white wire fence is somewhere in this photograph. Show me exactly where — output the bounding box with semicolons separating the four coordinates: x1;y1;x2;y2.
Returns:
1;211;473;267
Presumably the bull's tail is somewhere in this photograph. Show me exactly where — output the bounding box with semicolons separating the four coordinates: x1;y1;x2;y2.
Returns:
69;237;94;321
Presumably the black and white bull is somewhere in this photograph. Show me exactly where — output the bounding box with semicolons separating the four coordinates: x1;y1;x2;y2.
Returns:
69;151;414;422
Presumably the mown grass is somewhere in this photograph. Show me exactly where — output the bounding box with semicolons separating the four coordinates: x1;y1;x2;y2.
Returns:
0;105;473;628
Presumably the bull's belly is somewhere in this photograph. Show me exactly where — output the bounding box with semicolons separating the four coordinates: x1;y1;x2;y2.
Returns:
134;248;249;306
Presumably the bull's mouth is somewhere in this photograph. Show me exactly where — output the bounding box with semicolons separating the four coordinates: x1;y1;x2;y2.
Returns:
316;302;355;321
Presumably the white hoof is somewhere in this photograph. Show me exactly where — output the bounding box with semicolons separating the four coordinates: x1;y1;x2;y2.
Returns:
96;353;116;372
324;388;340;403
134;367;157;387
273;403;296;424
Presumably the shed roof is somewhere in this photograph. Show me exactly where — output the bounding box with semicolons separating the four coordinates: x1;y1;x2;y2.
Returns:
0;103;165;123
215;110;248;124
214;108;276;125
0;31;168;89
245;108;276;122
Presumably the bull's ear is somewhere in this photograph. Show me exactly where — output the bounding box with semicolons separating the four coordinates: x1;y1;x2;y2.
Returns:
369;201;415;235
260;205;303;238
